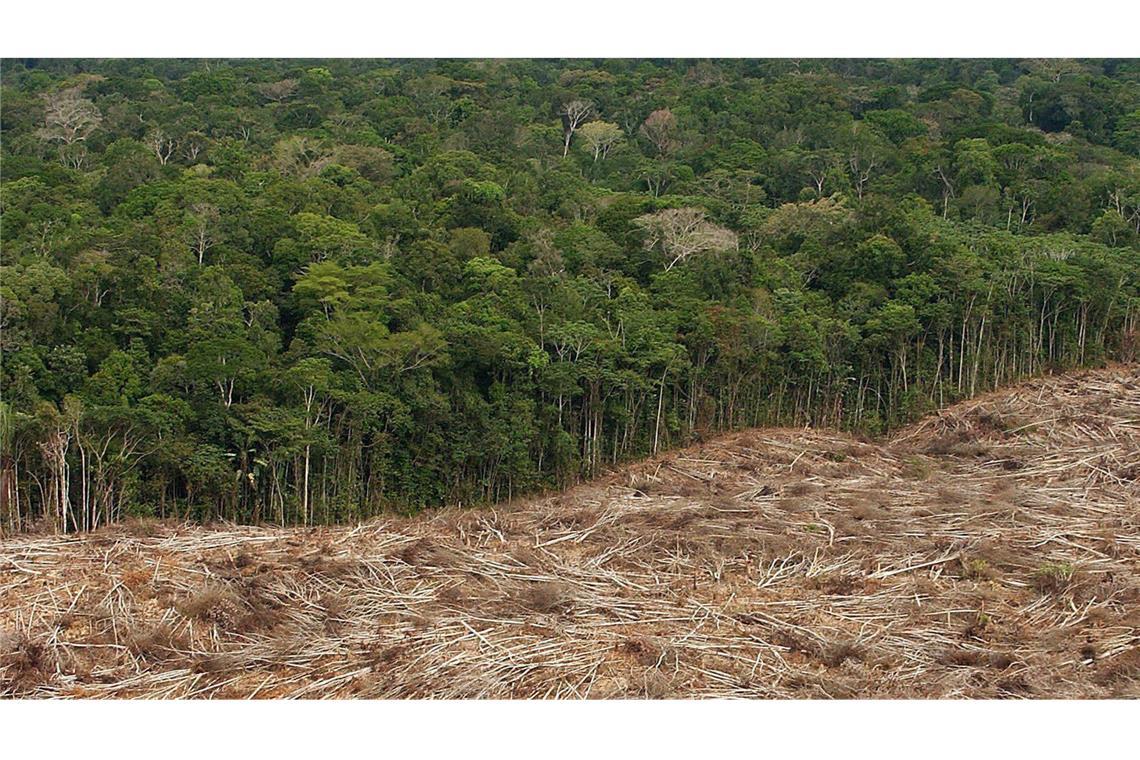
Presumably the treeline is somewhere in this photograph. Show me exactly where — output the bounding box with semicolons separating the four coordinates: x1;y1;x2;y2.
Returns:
1;59;1138;532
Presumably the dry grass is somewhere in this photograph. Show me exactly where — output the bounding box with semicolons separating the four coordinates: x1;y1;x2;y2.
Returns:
2;364;1139;699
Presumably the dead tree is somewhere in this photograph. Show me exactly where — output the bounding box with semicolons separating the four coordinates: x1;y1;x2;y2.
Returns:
639;109;680;157
186;203;221;265
147;129;177;165
36;87;102;169
634;208;738;272
559;99;594;157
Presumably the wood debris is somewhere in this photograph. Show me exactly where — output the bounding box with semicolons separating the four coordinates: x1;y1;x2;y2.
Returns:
2;365;1138;698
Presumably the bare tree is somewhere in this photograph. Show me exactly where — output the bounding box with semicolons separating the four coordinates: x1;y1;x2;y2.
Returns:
271;135;332;178
634;208;738;272
806;150;839;197
1108;188;1140;234
577;120;623;162
848;152;878;199
147;128;177;165
256;78;298;102
639;108;680;157
934;164;956;218
181;131;207;163
559;99;593;157
1025;59;1086;84
842;123;886;200
36;87;102;169
186;203;221;265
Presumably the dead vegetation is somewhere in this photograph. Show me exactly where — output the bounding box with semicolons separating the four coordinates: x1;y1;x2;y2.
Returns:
2;365;1139;698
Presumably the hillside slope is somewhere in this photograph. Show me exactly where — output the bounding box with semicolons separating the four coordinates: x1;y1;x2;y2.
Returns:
2;365;1138;698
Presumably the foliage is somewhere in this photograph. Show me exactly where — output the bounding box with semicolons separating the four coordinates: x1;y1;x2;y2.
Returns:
1;58;1138;529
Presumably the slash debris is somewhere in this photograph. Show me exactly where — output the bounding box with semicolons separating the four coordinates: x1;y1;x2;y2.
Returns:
2;365;1138;698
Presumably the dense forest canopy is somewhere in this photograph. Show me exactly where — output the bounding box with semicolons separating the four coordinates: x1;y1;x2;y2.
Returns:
1;58;1138;531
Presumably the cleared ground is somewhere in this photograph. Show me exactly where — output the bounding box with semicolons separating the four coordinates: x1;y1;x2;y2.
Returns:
2;366;1138;698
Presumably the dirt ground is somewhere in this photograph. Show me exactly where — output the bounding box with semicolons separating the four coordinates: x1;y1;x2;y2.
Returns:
2;365;1138;698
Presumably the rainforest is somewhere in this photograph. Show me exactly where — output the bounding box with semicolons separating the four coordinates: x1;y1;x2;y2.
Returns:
1;58;1138;532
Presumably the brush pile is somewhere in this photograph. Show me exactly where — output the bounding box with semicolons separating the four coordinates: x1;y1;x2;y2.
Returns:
2;365;1138;698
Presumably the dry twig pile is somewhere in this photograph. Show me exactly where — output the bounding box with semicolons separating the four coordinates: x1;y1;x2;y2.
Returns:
2;365;1138;698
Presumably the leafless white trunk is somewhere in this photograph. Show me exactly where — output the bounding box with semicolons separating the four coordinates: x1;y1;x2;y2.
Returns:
559;99;593;157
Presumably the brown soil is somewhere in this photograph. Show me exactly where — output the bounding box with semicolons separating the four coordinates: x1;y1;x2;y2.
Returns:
2;365;1138;698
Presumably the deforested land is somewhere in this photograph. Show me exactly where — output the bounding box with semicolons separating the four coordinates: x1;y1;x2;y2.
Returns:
2;364;1138;698
1;59;1139;699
